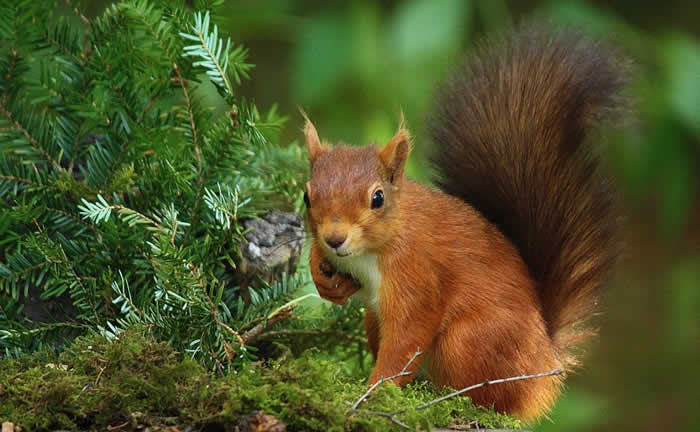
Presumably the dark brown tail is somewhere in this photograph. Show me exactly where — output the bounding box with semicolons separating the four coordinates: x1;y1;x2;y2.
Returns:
428;24;628;367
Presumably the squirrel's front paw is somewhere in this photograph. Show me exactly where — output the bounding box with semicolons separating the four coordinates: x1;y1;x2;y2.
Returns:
312;258;360;305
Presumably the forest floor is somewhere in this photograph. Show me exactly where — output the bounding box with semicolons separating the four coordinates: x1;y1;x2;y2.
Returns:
0;330;523;431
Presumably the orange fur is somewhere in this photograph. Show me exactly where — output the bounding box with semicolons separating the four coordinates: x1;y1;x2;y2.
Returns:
303;24;627;423
307;158;561;420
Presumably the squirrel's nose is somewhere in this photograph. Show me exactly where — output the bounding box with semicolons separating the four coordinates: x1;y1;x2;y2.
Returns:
324;234;347;250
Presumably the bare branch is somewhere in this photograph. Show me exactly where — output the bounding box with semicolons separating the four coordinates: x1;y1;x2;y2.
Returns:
350;349;423;411
170;218;178;247
360;410;410;429
348;363;562;430
0;175;34;185
400;368;563;415
239;305;293;345
237;294;320;346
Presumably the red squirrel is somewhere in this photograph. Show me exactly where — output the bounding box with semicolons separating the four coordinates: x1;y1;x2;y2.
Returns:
303;25;627;422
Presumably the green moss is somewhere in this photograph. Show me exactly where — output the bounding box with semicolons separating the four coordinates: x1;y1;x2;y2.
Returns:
53;172;98;201
0;330;521;431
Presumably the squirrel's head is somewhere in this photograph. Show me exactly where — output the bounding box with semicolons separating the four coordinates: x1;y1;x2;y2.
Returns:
302;113;411;258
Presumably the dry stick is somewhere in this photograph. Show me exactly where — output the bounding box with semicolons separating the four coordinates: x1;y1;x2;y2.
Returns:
0;175;34;185
362;409;411;429
240;293;319;345
170;218;178;247
391;368;563;417
349;354;562;430
350;349;423;411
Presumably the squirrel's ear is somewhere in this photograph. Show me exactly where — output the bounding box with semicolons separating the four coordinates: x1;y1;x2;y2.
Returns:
379;126;411;184
300;109;326;164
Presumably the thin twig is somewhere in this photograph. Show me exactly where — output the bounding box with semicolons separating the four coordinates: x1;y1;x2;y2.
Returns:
106;420;129;431
173;63;205;235
237;293;319;345
0;175;34;185
360;410;410;429
188;263;245;346
239;305;293;345
349;360;562;430
173;64;201;177
0;262;47;285
350;349;423;411
267;292;318;319
94;366;106;386
32;218;100;322
111;205;164;230
398;368;563;415
170;218;178;247
236;316;265;333
219;319;245;346
0;104;62;170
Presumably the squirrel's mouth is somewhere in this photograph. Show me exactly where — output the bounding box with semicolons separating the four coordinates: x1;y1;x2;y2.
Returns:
335;250;352;258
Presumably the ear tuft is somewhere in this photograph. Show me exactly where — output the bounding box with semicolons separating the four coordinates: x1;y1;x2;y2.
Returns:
378;125;412;183
299;108;326;163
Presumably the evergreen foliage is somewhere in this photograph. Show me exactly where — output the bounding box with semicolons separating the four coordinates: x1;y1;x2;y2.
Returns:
0;0;349;371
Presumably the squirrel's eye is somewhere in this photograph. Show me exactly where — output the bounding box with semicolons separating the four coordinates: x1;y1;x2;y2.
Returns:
371;190;384;209
303;191;310;208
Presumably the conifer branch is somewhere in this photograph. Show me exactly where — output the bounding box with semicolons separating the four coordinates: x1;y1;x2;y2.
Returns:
0;262;48;289
64;0;92;60
173;63;201;172
123;1;179;123
79;196;164;230
0;1;326;372
2;46;19;106
0;103;61;170
32;221;99;322
43;28;84;66
187;263;245;345
112;271;145;321
0;175;34;185
173;63;204;222
45;207;97;233
181;11;235;97
179;10;252;100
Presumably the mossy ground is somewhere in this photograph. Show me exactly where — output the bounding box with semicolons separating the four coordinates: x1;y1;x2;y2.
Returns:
0;330;521;431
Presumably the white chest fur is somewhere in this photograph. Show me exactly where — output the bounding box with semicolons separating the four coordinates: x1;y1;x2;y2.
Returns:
329;253;382;313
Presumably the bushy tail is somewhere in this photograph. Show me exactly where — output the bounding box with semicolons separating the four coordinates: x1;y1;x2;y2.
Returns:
428;24;628;367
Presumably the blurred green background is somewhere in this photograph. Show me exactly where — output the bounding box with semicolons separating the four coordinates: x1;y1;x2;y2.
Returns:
85;0;700;430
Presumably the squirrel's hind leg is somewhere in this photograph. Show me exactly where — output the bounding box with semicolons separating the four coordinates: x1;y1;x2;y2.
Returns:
427;314;562;423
